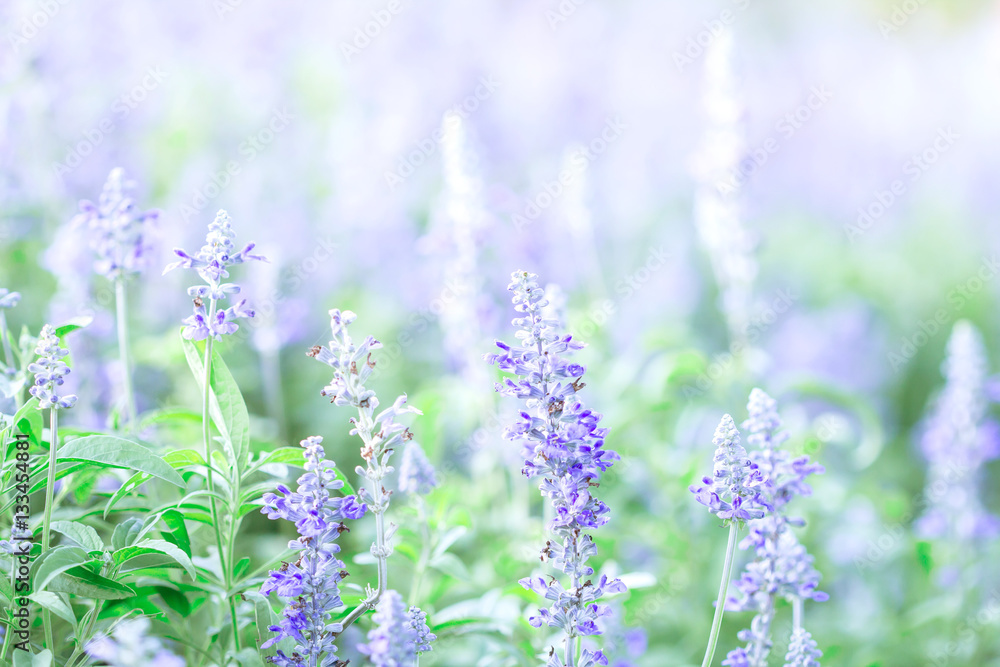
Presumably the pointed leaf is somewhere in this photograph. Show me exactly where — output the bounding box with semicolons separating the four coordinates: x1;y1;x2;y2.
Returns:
31;546;93;593
57;436;184;487
49;521;104;554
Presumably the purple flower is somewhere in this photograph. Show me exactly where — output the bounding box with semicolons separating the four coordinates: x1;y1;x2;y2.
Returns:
916;320;1000;543
725;390;826;667
72;167;159;281
689;414;766;525
357;590;417;666
397;441;438;495
164;210;265;341
486;270;626;665
783;628;822;667
260;436;367;666
0;289;20;309
408;605;436;654
28;324;78;410
85;617;183;667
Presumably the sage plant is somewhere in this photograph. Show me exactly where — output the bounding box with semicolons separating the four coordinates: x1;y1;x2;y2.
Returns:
916;321;999;549
689;414;766;667
85;617;183;667
164;209;264;646
29;324;78;651
485;270;625;667
72;167;159;428
260;436;367;666
357;589;436;666
307;309;421;632
721;389;826;667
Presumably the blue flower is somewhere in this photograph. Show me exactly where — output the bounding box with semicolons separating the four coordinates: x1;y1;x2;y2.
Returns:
783;628;822;667
0;289;20;309
397;441;438;495
260;436;366;666
689;414;766;525
72;167;160;281
408;605;436;654
486;270;626;665
85;617;184;667
357;590;417;666
28;324;77;410
164;210;265;341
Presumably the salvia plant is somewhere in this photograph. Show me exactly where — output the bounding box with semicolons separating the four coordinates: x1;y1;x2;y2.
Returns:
485;270;626;667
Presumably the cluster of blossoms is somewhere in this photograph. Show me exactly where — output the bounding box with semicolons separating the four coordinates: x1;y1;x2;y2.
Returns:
260;436;368;666
84;617;183;667
28;324;78;410
916;320;1000;544
71;167;159;281
706;390;826;667
358;589;437;666
689;414;766;524
485;270;626;667
163;210;264;341
398;441;439;496
306;309;435;661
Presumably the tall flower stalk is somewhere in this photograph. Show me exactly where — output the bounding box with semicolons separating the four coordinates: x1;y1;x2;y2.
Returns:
164;210;264;648
307;309;421;631
260;436;367;666
72;167;159;429
722;389;826;667
357;589;436;666
0;289;20;384
689;414;766;667
485;270;625;667
29;324;78;652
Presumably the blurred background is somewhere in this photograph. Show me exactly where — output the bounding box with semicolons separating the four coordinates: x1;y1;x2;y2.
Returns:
2;0;999;664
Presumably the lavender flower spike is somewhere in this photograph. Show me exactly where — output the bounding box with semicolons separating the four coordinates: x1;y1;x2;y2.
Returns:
307;308;422;633
486;270;625;667
164;210;266;341
72;167;159;281
358;590;436;666
0;289;19;309
724;389;826;667
85;617;184;667
260;436;367;666
397;441;439;495
28;324;77;410
689;415;766;524
783;628;822;667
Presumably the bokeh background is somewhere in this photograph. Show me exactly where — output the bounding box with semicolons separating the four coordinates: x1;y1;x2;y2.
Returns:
2;0;1000;664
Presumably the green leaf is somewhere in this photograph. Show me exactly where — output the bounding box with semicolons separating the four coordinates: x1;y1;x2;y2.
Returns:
47;567;135;600
12;648;53;667
104;449;203;518
58;435;185;487
112;518;144;551
233;556;250;581
182;336;250;473
12;397;42;449
159;509;192;557
53;316;93;338
154;585;192;617
133;539;196;580
28;592;77;627
32;546;93;593
49;521;104;553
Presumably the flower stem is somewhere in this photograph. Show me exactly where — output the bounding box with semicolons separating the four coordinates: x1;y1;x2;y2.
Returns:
200;299;240;653
792;597;803;632
702;522;738;667
42;409;59;653
409;496;430;606
0;310;14;374
115;280;137;430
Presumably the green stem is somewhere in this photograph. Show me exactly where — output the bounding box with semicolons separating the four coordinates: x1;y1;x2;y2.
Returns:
0;310;13;375
42;409;59;653
701;523;739;667
200;299;240;654
409;496;430;606
115;280;137;430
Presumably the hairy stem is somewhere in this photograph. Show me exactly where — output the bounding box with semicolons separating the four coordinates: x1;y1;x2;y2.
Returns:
702;523;739;667
42;409;59;653
115;280;137;430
